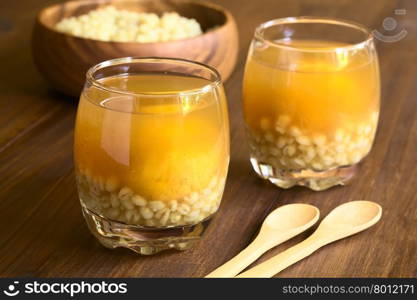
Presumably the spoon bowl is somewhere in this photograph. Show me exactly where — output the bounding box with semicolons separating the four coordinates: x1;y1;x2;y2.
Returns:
321;200;382;227
263;203;320;230
317;201;382;243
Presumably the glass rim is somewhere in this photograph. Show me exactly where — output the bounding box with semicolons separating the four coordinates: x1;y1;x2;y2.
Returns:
254;16;374;52
85;56;222;97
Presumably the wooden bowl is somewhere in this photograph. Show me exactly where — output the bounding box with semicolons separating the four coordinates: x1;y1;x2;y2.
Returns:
32;0;238;97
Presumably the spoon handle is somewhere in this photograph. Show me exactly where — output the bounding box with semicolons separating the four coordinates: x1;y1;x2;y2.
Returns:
236;236;322;278
205;238;272;278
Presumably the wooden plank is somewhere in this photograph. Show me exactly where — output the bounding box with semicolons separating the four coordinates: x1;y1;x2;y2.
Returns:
0;0;416;277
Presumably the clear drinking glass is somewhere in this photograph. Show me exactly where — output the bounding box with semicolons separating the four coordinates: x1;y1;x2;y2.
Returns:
74;57;229;254
243;17;380;191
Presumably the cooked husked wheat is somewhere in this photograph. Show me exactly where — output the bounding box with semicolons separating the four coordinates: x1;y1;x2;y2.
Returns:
55;6;202;42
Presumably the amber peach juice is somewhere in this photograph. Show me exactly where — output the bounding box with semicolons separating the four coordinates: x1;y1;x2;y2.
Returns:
74;59;229;254
243;39;380;190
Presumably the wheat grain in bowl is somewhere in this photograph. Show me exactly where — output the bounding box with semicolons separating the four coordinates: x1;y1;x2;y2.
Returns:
32;0;239;96
55;5;203;42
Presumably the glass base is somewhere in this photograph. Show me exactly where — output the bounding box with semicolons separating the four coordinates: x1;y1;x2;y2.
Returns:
250;157;357;191
81;206;212;255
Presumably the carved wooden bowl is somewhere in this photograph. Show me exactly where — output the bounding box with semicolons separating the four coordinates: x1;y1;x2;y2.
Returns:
32;0;239;96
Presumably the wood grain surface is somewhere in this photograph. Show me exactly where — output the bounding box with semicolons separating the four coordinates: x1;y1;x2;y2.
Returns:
0;0;416;278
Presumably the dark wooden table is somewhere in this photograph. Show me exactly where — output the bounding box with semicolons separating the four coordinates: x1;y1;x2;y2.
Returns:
1;0;416;278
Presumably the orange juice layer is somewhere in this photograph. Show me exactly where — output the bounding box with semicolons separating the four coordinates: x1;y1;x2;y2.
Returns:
243;39;380;135
74;74;229;202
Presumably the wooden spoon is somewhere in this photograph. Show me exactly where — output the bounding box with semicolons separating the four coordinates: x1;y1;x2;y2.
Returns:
205;203;320;278
236;200;382;278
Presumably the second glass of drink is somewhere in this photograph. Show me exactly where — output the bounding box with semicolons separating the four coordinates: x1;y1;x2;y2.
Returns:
243;17;380;191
